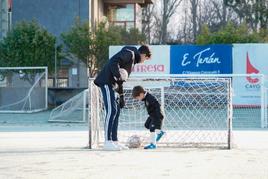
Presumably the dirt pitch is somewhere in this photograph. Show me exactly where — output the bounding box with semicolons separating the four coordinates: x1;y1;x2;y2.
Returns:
0;131;268;179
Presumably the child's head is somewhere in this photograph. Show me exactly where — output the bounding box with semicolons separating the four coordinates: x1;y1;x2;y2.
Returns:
132;86;146;101
138;45;151;63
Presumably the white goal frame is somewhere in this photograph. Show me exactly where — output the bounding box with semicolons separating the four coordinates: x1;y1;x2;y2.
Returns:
88;75;234;149
0;66;48;113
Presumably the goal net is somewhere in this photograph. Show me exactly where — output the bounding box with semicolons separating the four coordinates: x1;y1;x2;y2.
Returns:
89;76;232;149
48;89;88;123
0;67;48;113
231;74;267;128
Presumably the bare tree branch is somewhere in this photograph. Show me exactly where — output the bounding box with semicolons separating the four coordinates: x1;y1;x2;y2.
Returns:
142;3;155;43
153;0;183;44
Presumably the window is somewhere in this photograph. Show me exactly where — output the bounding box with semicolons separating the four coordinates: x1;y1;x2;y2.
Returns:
112;4;134;21
48;68;69;88
109;4;136;30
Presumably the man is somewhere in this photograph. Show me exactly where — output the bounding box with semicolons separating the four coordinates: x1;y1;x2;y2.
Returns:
94;45;151;151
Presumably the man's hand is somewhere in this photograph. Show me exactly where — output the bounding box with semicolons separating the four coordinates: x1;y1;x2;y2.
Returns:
117;80;124;95
119;95;125;108
117;79;124;85
114;76;125;83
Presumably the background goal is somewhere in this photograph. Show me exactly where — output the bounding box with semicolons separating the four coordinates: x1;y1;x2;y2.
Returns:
0;67;48;113
48;89;88;123
89;76;232;149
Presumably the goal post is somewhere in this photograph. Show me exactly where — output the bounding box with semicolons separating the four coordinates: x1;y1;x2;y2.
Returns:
0;67;48;113
48;89;88;123
89;75;233;149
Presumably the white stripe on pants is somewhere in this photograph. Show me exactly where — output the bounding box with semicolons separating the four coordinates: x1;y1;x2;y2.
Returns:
104;85;112;141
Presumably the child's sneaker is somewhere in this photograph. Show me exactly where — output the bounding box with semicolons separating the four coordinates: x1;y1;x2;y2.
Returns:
144;143;157;149
156;131;165;142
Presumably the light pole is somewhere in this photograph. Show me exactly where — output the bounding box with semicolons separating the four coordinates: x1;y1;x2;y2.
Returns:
54;44;57;87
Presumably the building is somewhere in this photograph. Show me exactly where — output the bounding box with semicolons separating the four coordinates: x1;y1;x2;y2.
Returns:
91;0;152;30
1;0;152;88
0;0;11;39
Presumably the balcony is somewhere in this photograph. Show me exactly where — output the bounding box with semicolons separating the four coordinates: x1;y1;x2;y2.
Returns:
103;0;152;5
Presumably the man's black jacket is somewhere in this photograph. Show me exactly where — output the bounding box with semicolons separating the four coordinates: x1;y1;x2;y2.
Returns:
94;46;141;89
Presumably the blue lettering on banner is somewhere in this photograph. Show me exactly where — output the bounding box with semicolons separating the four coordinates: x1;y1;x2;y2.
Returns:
170;45;232;74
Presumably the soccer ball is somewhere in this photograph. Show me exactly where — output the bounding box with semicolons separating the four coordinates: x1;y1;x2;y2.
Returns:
119;68;128;81
127;135;142;148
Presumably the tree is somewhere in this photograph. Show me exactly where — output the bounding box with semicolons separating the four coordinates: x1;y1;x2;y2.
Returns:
176;2;193;44
93;24;146;72
142;3;155;43
61;20;94;76
61;21;145;77
153;0;182;44
62;21;123;77
92;23;123;75
198;0;230;32
224;0;268;31
190;0;199;42
93;24;146;73
196;22;263;44
210;0;228;27
0;21;59;84
176;0;238;43
120;28;146;45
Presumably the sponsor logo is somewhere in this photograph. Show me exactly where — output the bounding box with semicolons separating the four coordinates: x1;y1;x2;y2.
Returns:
181;48;221;67
246;52;259;84
245;52;260;90
132;64;165;73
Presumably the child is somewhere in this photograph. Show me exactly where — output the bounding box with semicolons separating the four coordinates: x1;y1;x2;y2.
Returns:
132;86;165;149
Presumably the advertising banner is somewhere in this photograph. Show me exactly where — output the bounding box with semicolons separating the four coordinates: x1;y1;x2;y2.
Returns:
170;45;232;74
109;45;170;75
233;44;268;105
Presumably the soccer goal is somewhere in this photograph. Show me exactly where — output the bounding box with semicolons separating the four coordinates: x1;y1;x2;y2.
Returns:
0;67;48;113
89;76;233;149
48;89;88;123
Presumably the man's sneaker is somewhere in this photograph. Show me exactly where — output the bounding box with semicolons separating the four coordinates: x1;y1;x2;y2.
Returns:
103;141;121;151
144;143;157;149
156;131;165;142
114;142;129;150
